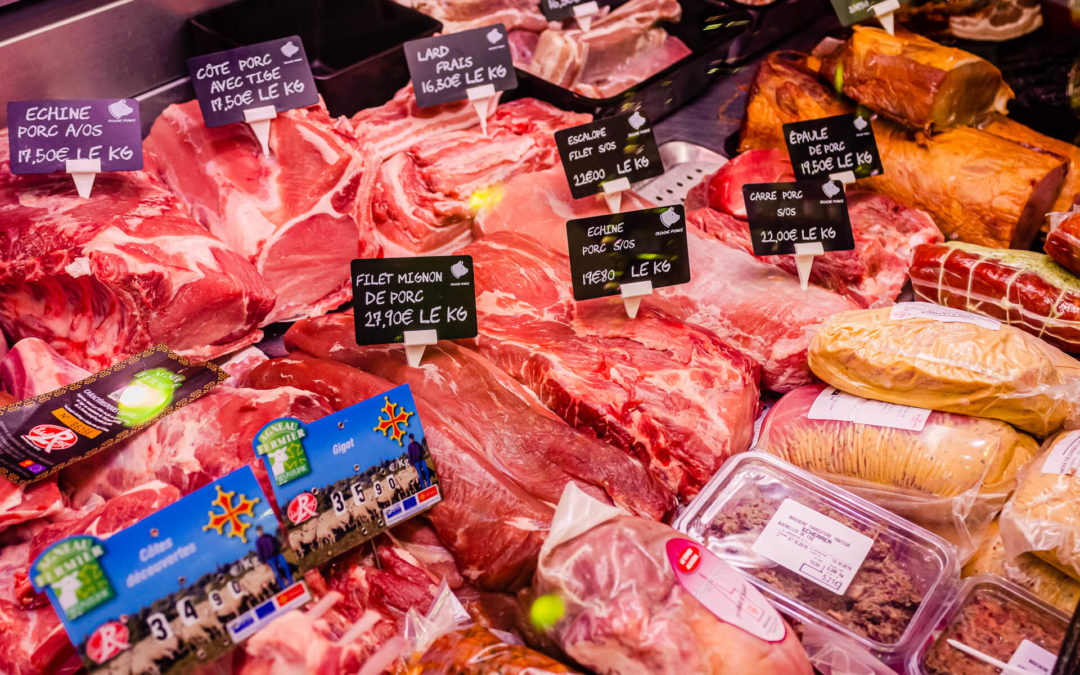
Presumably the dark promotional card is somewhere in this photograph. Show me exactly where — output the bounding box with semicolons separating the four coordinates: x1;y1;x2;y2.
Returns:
830;0;903;26
742;181;855;256
567;206;691;301
404;24;517;108
555;111;665;200
540;0;597;21
187;36;319;127
351;256;478;345
6;99;142;174
784;113;883;181
0;346;226;484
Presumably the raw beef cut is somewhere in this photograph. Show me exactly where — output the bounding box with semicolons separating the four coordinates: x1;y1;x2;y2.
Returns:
0;130;274;370
524;0;689;98
0;340;89;535
247;353;553;590
275;326;671;517
0;481;181;675
60;384;333;508
910;241;1080;353
144;101;368;323
687;153;943;308
472;168;856;391
364;98;589;255
459;232;760;499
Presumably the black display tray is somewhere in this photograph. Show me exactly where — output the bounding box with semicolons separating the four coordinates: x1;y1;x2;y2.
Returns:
723;0;832;64
511;0;752;123
189;0;442;117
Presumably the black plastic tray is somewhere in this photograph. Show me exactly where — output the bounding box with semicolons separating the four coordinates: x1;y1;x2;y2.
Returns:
511;0;753;123
723;0;831;64
189;0;442;117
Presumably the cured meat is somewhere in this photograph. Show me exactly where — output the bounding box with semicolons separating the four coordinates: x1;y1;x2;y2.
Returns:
277;324;671;517
474;168;855;391
738;52;1068;249
144;101;368;323
247;353;553;590
535;486;813;674
525;0;689;98
689;151;942;308
911;241;1080;353
366;98;589;255
0;130;274;370
1046;211;1080;275
403;625;579;673
0;481;181;675
459;231;760;499
819;27;1012;130
979;114;1080;227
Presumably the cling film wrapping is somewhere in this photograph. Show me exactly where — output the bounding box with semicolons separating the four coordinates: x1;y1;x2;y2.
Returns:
1001;431;1080;583
964;519;1080;615
807;304;1080;437
756;384;1039;559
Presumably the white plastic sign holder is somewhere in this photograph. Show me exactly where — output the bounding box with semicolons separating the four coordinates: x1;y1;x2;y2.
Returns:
794;241;824;291
65;158;101;199
873;0;900;34
573;1;600;31
620;280;653;319
602;177;631;214
467;84;496;136
244;105;278;156
403;329;438;367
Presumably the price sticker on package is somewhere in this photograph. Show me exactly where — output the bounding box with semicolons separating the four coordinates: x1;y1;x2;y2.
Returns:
742;180;854;256
784;113;883;183
555;111;665;200
404;24;517;108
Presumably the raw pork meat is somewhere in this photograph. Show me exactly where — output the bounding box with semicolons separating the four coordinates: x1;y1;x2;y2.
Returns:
687;152;943;308
275;325;671;517
364;98;589;255
0;340;89;535
472;168;857;391
459;232;760;499
394;0;547;33
0;130;274;370
524;0;690;98
247;353;553;590
144;101;368;323
535;486;813;674
0;481;181;675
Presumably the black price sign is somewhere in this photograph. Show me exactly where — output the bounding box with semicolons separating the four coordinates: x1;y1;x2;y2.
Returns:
404;24;517;108
567;206;690;301
742;180;854;256
187;36;319;127
351;256;478;345
6;99;143;174
784;113;882;181
541;0;598;21
830;0;904;26
555;111;665;200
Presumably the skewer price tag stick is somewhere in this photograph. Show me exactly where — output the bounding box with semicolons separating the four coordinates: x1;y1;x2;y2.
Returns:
945;640;1031;675
829;0;905;33
784;113;882;185
405;24;517;133
540;0;600;31
351;256;478;367
6;99;142;199
566;206;690;319
188;37;318;156
555;111;664;214
743;179;854;292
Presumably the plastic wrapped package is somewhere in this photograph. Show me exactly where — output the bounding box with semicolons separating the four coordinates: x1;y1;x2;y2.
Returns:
397;583;579;674
818;27;1012;131
1045;210;1080;275
911;576;1069;675
1000;431;1080;581
808;303;1080;437
910;241;1080;354
675;452;960;668
533;485;813;675
964;519;1080;615
757;384;1039;558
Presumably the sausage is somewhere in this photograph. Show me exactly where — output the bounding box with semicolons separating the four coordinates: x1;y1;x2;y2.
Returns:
1046;212;1080;275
